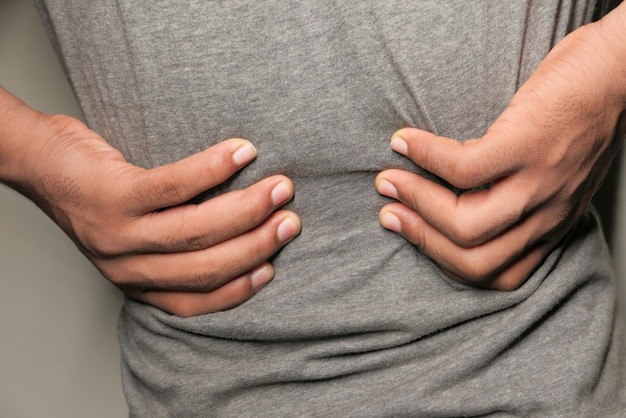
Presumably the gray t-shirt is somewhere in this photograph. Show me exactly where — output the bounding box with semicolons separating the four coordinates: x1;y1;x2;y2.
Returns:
36;1;626;416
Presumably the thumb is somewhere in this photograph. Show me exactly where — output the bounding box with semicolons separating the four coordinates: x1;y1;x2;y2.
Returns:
393;116;528;191
132;138;258;213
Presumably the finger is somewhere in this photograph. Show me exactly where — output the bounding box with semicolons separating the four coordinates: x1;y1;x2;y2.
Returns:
391;123;529;190
378;202;555;288
104;210;301;291
129;138;258;213
439;241;554;291
376;169;533;247
122;174;294;253
129;263;275;317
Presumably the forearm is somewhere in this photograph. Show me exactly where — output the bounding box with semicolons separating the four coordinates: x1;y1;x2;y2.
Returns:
591;2;626;107
0;85;49;192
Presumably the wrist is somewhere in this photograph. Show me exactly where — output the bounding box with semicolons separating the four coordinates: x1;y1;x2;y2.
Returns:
0;86;41;190
0;86;76;198
589;3;626;108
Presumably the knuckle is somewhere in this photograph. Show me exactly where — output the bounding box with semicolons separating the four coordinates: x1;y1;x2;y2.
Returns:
99;262;131;288
232;186;271;224
173;228;212;252
245;195;268;224
448;218;482;248
105;272;126;288
171;299;198;318
456;253;497;283
186;265;221;291
202;151;239;187
405;187;421;209
449;158;477;189
412;226;429;254
165;211;219;253
447;143;489;190
234;274;256;298
43;114;90;140
129;174;158;202
79;229;120;258
492;279;522;292
162;165;193;201
241;224;280;262
135;164;191;204
99;257;152;290
253;229;274;256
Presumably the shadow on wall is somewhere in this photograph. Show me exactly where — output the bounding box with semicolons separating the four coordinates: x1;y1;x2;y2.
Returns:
594;149;623;249
591;0;623;249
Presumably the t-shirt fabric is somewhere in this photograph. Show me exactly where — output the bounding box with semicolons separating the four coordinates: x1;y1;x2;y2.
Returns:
35;1;626;416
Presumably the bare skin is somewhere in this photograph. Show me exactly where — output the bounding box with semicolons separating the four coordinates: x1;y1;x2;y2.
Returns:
0;87;301;317
2;5;625;316
376;4;626;290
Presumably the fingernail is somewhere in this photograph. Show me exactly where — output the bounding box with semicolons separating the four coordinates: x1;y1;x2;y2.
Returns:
232;142;257;165
277;216;300;242
390;136;408;155
381;212;402;233
271;180;293;206
251;265;274;289
377;179;398;199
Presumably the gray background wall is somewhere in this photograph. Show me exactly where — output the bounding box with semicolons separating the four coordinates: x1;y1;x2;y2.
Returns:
1;1;624;417
0;1;127;417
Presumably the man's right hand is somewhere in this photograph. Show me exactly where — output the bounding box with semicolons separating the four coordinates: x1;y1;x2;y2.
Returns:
1;89;300;317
